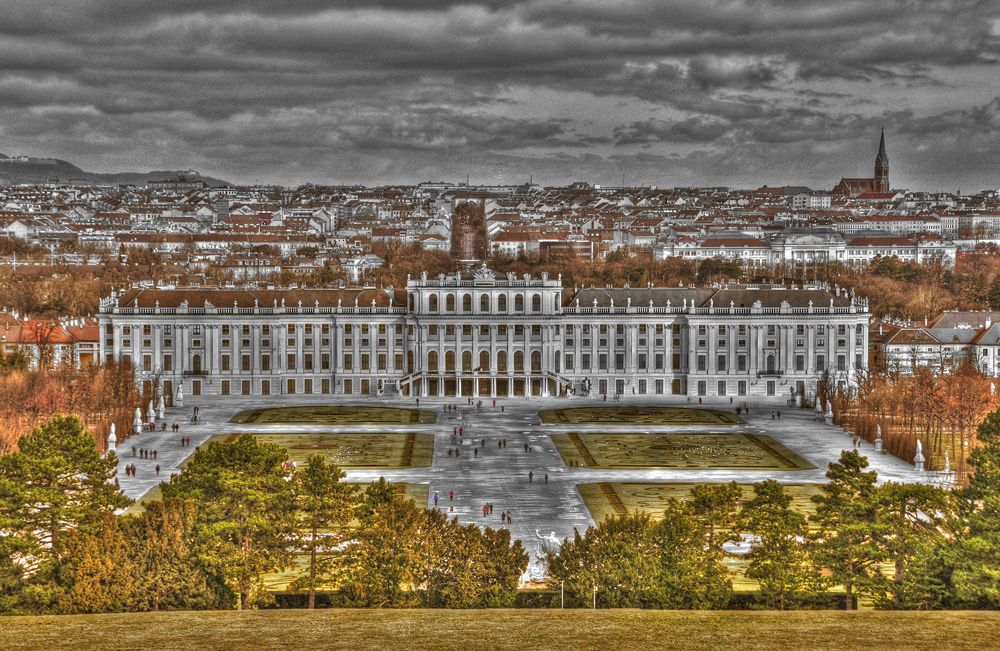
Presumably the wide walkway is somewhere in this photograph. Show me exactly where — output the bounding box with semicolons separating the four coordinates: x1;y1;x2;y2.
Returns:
113;393;933;571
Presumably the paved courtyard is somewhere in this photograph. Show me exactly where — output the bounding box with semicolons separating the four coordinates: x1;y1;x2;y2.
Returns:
113;393;934;581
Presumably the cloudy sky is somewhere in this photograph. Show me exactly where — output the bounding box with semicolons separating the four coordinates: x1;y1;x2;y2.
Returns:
1;1;998;190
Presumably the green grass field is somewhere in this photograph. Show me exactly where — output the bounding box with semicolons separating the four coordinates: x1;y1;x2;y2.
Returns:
229;405;437;425
1;610;996;651
539;406;746;425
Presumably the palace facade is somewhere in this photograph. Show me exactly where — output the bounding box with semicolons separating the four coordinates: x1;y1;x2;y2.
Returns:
98;268;870;403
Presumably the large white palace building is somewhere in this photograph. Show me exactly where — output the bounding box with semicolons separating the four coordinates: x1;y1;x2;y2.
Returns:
98;267;870;404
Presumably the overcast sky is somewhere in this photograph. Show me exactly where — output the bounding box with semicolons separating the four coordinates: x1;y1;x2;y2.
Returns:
1;1;998;190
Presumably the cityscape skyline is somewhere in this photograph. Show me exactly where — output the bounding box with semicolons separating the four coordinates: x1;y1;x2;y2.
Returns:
1;3;998;189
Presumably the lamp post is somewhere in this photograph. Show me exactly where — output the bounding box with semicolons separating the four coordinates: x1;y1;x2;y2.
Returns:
561;581;564;609
593;584;597;610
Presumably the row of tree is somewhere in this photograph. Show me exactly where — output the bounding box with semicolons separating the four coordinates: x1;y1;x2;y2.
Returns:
0;416;527;613
5;409;1000;613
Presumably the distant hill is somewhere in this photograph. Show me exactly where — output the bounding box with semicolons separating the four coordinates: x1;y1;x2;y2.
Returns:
0;153;232;187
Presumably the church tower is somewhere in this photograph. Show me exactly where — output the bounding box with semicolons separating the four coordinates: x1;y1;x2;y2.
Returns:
874;128;889;193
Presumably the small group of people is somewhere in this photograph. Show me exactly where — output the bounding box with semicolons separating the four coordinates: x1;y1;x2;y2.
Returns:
132;446;157;460
771;410;782;420
528;471;548;483
180;436;191;447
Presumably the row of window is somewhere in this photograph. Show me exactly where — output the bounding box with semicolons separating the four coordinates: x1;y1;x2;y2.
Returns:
422;293;558;313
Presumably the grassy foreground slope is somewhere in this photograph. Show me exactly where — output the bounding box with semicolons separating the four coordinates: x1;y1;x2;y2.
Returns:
1;610;998;651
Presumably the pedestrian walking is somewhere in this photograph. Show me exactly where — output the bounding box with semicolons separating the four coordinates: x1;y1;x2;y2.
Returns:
483;505;488;517
489;503;493;514
501;511;506;523
153;449;157;460
493;399;496;408
132;445;136;457
529;471;533;483
503;439;507;448
498;440;502;449
434;493;439;506
544;473;548;484
777;411;781;419
771;411;775;420
501;406;504;412
156;464;160;476
186;437;190;446
524;442;529;452
455;448;460;457
448;448;453;457
450;490;454;501
474;448;478;457
181;436;185;447
481;439;485;448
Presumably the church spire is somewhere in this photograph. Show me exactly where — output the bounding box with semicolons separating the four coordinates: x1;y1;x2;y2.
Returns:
874;127;889;192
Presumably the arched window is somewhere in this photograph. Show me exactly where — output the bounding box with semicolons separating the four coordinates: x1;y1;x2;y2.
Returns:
532;294;541;312
445;351;456;372
514;351;524;372
446;294;456;312
480;294;490;312
192;354;201;373
462;351;472;372
428;294;438;312
497;350;507;372
555;350;561;373
766;354;775;373
554;294;560;311
428;351;438;373
498;295;507;312
462;294;472;312
479;350;490;371
531;350;541;372
515;294;524;311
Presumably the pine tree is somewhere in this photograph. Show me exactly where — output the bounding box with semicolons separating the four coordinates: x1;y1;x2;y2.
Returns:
124;498;232;611
341;478;424;607
49;512;135;614
745;480;814;609
874;482;949;608
290;456;356;609
161;433;297;609
809;450;887;609
690;481;744;553
0;415;130;577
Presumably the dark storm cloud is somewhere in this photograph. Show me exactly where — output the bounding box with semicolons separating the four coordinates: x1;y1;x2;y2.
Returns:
0;0;997;188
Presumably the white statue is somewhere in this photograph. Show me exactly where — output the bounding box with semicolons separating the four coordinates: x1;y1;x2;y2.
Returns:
914;439;925;472
175;385;184;408
146;401;156;423
875;424;883;453
107;423;117;455
944;449;950;474
157;395;165;420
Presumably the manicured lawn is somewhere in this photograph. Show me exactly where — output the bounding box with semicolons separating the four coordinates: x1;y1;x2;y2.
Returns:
551;432;814;470
229;405;437;425
539;406;745;425
1;609;996;651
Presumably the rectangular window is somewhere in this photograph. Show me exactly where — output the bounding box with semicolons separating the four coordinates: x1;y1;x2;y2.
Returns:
287;379;296;394
719;325;726;335
143;355;151;371
766;380;775;396
163;355;172;371
344;354;352;370
343;379;352;394
796;355;805;371
242;380;250;396
222;325;230;336
304;354;313;371
738;354;746;372
262;325;270;335
361;354;370;370
796;325;805;335
565;354;574;371
838;355;847;371
697;355;706;371
191;379;200;396
287;354;296;370
738;380;746;396
698;325;707;335
638;354;647;371
655;379;664;394
304;379;313;394
262;380;270;396
221;355;230;371
261;354;270;371
672;353;680;370
599;354;607;370
395;354;403;370
638;379;647;394
816;354;825;369
322;354;331;370
242;355;251;371
378;354;386;371
697;380;707;396
322;378;330;394
717;355;726;371
242;325;250;336
718;381;726;396
582;354;591;371
615;353;624;371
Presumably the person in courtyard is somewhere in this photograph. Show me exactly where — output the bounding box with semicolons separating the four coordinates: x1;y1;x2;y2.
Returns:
434;493;439;506
544;473;548;483
474;448;477;457
449;491;454;501
132;445;136;457
529;471;533;483
155;464;160;476
153;449;157;460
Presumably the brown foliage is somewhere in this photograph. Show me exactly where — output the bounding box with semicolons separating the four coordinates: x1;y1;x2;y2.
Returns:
0;360;146;455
